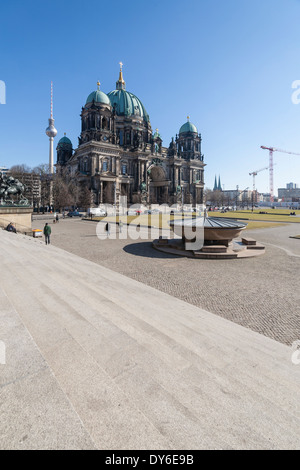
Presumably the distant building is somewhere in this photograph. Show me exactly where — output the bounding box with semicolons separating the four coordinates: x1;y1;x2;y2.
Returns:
223;189;254;204
0;166;9;175
207;188;256;206
278;186;300;201
259;193;272;203
213;175;222;191
286;182;298;190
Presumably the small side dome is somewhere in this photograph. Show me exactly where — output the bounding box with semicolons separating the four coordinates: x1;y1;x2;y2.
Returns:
57;134;72;149
86;81;110;105
179;118;198;134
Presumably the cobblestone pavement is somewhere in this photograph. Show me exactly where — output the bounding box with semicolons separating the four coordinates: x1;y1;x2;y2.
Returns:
32;218;300;346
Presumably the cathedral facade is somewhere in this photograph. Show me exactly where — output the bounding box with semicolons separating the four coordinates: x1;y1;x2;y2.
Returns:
56;65;205;207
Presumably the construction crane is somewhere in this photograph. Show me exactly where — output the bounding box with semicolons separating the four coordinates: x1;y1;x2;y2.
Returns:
261;146;300;202
249;166;269;192
249;166;270;211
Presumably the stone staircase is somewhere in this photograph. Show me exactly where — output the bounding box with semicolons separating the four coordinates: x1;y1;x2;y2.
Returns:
0;230;299;449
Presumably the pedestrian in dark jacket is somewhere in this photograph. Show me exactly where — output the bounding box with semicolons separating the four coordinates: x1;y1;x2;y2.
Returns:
6;222;16;233
44;223;51;245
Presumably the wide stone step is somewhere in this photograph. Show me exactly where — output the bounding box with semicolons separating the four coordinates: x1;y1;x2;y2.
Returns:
242;237;257;245
200;245;228;253
1;239;298;426
1;231;300;449
1;235;294;368
3;234;296;370
1;258;297;449
0;264;174;449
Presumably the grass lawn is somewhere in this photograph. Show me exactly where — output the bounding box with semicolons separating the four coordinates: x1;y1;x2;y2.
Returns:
243;222;287;230
86;213;287;231
207;209;300;223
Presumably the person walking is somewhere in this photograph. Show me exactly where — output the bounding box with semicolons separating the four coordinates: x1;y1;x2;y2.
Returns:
6;222;17;233
56;214;59;223
43;223;51;245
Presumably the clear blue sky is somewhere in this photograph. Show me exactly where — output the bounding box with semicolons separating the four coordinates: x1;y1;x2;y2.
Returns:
1;0;300;194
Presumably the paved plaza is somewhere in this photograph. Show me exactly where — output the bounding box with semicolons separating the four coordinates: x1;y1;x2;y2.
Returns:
32;218;300;346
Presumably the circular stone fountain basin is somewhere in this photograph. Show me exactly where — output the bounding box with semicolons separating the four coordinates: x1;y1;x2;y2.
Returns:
169;216;247;244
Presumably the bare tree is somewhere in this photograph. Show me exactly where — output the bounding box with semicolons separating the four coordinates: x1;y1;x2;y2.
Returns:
53;176;72;212
32;164;52;211
10;164;32;174
78;186;93;211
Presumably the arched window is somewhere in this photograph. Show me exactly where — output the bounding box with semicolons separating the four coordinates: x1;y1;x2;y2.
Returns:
102;117;107;130
119;130;123;145
102;160;108;172
121;163;127;175
96;115;100;129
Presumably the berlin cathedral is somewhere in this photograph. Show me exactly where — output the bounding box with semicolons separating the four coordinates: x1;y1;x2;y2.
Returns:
56;64;205;207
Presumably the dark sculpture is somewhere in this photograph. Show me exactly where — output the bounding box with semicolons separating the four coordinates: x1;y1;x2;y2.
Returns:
168;137;177;157
140;181;147;205
0;172;29;206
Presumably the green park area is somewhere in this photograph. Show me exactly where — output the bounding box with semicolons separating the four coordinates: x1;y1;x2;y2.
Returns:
86;208;298;231
210;208;300;223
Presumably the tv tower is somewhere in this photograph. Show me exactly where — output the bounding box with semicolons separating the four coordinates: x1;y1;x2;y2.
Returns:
45;81;57;174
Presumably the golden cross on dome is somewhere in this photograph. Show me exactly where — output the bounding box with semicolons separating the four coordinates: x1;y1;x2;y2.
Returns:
64;132;66;136
156;128;159;133
187;116;190;121
117;62;125;89
97;81;100;90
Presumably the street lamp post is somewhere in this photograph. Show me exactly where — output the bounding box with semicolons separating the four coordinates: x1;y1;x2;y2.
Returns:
243;187;249;209
235;185;239;210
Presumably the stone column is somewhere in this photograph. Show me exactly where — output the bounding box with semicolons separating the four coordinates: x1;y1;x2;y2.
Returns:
138;161;141;188
90;154;96;175
140;162;144;183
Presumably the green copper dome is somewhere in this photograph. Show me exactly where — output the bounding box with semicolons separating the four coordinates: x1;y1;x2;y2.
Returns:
86;89;111;106
107;89;150;122
57;135;72;148
179;120;198;134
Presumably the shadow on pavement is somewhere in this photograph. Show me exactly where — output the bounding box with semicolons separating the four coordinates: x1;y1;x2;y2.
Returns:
123;242;179;259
